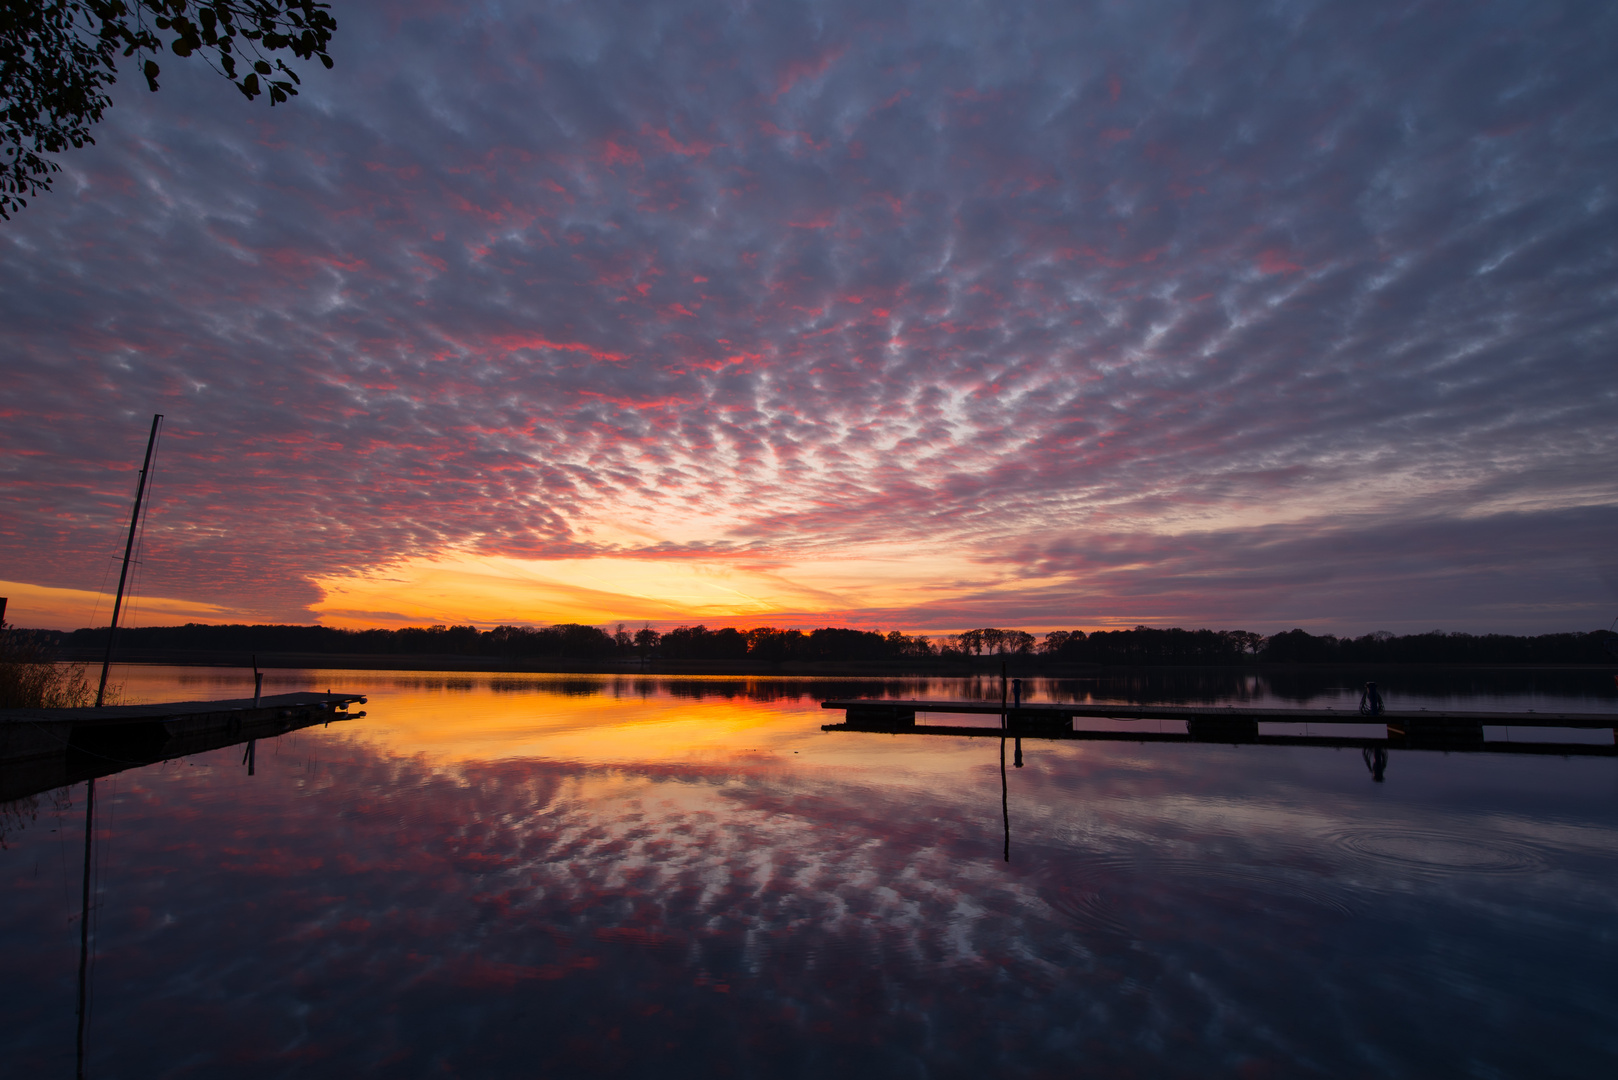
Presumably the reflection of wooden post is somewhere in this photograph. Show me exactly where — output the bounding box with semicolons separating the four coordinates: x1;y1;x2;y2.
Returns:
245;739;257;776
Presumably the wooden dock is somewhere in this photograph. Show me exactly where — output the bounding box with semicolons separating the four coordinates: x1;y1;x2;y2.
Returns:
820;698;1618;754
0;692;366;802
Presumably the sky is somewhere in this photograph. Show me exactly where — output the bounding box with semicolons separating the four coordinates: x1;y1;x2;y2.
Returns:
2;0;1616;636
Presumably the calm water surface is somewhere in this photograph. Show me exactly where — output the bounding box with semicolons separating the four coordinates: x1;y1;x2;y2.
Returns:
4;667;1616;1077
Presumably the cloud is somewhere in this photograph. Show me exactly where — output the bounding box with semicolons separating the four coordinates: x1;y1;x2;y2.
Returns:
2;0;1615;631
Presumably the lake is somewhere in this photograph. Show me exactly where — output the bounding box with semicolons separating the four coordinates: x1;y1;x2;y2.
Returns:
4;666;1617;1077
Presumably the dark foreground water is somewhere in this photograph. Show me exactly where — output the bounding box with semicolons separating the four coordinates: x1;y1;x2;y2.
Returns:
4;668;1616;1078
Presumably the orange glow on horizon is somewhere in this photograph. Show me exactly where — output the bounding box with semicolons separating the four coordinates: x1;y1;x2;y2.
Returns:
306;549;1071;632
6;549;1146;638
0;578;242;632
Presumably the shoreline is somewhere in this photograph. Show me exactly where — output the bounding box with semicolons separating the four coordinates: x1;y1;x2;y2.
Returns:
58;650;1618;677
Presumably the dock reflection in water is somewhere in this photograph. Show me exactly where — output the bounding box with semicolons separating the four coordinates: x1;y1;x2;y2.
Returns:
2;668;1617;1077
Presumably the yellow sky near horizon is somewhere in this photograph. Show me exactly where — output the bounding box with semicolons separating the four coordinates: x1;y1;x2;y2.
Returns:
308;548;1063;629
3;546;1087;634
0;578;239;631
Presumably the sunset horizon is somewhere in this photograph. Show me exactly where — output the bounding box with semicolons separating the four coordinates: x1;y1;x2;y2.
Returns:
4;0;1614;640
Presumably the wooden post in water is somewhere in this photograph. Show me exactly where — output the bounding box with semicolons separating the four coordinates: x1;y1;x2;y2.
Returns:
96;414;163;708
1000;661;1007;731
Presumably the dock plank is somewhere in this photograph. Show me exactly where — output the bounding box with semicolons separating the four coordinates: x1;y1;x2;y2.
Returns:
818;720;1618;756
0;691;366;727
819;699;1618;729
0;693;367;804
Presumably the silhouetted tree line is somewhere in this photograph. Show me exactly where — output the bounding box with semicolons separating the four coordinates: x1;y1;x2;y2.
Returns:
1254;627;1618;665
51;622;627;659
1041;626;1618;665
1040;627;1264;664
658;626;940;662
36;622;1618;665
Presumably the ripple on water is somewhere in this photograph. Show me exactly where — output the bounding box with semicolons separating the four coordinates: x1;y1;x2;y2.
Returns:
1045;852;1359;931
1045;884;1133;936
1328;828;1548;876
1150;859;1359;918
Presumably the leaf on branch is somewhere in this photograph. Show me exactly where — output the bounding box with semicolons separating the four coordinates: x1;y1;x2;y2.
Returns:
2;0;338;218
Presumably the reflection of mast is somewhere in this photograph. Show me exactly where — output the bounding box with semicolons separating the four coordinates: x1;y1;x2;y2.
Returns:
75;778;95;1080
97;414;163;708
1000;734;1009;862
1000;662;1009;862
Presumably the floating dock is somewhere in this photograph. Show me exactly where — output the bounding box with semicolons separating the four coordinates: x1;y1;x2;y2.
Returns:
0;692;366;802
820;698;1618;754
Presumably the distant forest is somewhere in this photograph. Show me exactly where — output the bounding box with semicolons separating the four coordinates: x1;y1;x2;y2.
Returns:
30;622;1618;666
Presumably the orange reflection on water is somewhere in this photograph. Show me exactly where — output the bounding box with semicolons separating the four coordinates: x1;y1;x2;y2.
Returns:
356;681;816;765
107;666;1003;783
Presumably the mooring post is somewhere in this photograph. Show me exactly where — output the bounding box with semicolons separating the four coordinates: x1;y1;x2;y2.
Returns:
253;654;262;708
1000;662;1008;732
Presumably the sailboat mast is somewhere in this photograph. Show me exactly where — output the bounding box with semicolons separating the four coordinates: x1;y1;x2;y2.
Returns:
96;414;163;708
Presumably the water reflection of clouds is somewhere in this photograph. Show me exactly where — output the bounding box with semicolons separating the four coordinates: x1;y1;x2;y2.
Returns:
30;749;1603;1067
4;677;1617;1075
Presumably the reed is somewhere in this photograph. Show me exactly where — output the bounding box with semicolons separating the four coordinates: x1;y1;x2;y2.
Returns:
0;621;96;709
